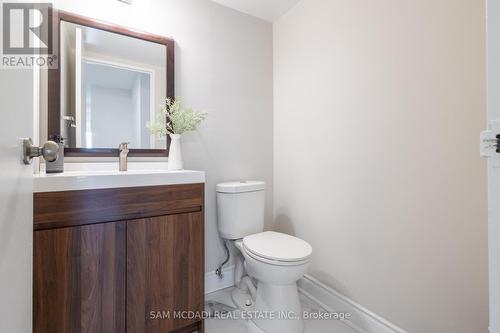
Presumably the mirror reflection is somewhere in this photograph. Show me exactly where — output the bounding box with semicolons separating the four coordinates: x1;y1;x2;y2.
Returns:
60;21;167;149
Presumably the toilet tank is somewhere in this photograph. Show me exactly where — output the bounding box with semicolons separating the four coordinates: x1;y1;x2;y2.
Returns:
216;181;265;240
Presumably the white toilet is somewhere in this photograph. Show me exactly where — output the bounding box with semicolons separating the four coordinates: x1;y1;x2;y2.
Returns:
216;181;312;333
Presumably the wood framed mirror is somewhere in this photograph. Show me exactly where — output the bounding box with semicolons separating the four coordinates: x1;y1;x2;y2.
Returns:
48;10;174;157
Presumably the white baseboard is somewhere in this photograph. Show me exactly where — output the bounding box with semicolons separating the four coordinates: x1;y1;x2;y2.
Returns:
205;265;235;294
205;269;407;333
298;275;408;333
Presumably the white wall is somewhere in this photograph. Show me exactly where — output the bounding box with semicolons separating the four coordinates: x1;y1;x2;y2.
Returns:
89;85;136;147
274;0;488;332
52;0;274;273
487;0;500;330
80;49;166;148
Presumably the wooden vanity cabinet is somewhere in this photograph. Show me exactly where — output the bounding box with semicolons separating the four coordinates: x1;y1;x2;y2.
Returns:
33;184;205;333
33;221;127;333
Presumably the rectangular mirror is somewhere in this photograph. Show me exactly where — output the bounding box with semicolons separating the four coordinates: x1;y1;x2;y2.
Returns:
48;11;174;157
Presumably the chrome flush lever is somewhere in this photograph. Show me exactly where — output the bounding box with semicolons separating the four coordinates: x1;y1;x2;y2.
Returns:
23;138;59;165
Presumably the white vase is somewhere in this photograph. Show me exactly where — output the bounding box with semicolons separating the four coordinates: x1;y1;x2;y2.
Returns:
168;134;183;170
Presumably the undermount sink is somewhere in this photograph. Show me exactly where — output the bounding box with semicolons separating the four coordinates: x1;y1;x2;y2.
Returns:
34;162;205;192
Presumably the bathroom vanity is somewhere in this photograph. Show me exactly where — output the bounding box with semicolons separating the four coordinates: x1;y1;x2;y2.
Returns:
33;169;205;333
32;8;206;332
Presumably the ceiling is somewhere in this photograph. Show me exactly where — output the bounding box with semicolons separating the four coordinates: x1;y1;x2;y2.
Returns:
210;0;301;22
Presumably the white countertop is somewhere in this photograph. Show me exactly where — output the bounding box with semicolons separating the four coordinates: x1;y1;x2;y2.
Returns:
34;163;205;192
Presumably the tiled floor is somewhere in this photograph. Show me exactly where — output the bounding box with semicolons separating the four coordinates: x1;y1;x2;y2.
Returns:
205;287;356;333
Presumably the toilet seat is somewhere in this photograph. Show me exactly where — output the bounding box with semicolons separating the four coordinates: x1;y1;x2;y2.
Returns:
243;231;312;265
243;248;311;266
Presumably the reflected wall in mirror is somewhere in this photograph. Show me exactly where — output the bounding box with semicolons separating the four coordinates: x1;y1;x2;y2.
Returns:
48;11;174;157
61;22;166;149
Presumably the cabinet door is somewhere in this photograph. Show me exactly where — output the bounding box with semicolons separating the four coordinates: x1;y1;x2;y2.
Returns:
33;222;126;333
127;212;204;333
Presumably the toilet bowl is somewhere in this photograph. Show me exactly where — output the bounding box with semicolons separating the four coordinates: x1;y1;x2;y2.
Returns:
238;232;311;333
216;181;313;333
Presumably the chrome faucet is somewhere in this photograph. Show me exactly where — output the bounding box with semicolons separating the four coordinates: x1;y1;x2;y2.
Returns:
118;142;130;171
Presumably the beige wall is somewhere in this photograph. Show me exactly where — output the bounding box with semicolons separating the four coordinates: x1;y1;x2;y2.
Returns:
50;0;274;273
273;0;488;332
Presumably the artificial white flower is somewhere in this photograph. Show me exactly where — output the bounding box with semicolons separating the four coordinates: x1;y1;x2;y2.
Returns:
147;98;207;136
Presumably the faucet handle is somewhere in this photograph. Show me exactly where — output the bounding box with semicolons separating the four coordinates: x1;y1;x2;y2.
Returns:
119;142;130;151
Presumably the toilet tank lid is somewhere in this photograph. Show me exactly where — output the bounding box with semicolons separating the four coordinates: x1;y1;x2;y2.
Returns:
216;181;265;193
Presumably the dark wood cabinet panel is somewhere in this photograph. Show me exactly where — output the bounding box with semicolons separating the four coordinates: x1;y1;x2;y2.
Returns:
33;221;126;333
34;183;204;230
33;183;205;333
126;213;204;333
